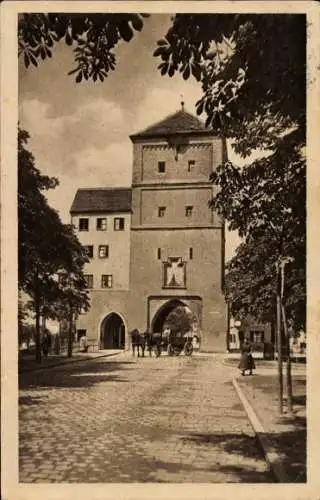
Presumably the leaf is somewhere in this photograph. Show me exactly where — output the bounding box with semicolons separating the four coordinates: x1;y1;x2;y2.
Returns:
168;65;175;77
65;31;73;46
182;64;190;80
131;15;143;32
24;52;30;68
196;100;204;115
191;63;202;81
160;62;169;76
157;39;168;46
118;21;133;42
75;71;83;83
29;51;38;67
153;46;166;57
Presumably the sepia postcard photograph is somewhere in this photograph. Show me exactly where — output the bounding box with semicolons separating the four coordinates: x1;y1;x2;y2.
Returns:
1;1;319;499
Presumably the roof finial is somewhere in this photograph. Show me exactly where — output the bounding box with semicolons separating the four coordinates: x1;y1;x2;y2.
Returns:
180;94;185;111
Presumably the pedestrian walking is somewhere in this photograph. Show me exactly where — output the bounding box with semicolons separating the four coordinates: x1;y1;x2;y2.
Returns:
41;332;51;358
238;338;255;376
130;329;139;357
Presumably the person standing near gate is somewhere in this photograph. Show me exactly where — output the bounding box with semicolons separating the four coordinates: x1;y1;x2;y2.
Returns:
238;338;255;376
79;333;88;353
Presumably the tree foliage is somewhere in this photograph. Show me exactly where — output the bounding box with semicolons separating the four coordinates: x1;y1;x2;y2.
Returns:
18;128;90;360
18;13;149;83
164;306;196;334
154;14;305;156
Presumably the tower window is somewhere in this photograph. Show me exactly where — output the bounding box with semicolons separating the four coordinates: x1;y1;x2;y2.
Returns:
84;245;94;258
189;247;193;260
98;245;109;258
158;161;166;173
158;206;166;218
157;248;162;260
101;274;113;288
84;274;93;289
188;160;195;172
185;206;193;217
114;217;125;231
96;217;107;231
79;218;89;231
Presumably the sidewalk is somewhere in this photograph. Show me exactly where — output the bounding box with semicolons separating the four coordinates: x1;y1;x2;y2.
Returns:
19;349;125;373
234;370;306;483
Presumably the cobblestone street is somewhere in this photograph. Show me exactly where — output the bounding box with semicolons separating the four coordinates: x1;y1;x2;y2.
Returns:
19;353;273;483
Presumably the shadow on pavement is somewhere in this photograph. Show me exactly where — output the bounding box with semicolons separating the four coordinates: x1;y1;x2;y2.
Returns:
181;426;306;483
137;458;274;483
19;360;135;392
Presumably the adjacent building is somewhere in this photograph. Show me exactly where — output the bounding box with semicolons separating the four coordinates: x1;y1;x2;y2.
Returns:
70;105;228;351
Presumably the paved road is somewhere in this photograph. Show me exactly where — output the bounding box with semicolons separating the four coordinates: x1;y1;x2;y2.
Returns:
19;352;273;483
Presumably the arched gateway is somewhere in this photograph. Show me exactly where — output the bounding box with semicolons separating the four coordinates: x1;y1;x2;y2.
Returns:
100;313;125;349
151;299;195;333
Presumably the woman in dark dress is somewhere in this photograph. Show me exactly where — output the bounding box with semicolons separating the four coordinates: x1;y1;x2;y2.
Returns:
238;338;255;376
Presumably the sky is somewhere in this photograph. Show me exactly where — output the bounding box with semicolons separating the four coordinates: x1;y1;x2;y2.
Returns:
19;13;242;261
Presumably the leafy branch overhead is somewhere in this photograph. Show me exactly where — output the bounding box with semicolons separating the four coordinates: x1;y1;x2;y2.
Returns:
18;13;149;82
153;14;305;156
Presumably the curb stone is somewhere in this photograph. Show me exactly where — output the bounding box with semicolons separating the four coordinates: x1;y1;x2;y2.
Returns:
232;376;290;483
19;350;126;373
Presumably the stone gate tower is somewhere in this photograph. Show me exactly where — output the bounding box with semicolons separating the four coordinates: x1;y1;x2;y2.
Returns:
128;105;227;351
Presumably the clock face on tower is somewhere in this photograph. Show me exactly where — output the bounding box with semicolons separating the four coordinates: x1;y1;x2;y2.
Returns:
163;257;186;289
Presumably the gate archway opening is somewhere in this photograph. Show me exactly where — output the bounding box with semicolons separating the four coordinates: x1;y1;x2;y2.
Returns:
100;313;125;349
151;299;194;334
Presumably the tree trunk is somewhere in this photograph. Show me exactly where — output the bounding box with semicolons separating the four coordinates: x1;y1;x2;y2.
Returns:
35;293;42;363
276;272;283;415
67;307;73;358
281;303;293;414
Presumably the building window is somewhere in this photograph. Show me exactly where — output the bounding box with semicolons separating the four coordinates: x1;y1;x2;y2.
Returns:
84;274;93;289
185;206;193;217
101;274;113;288
189;247;193;260
98;245;109;258
251;331;265;344
114;217;125;231
96;217;107;231
84;245;94;258
158;161;166;173
157;248;162;260
79;218;89;231
188;160;195;172
158;206;166;218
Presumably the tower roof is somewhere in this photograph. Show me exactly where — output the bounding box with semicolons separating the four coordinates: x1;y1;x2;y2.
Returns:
70;188;132;214
130;108;210;140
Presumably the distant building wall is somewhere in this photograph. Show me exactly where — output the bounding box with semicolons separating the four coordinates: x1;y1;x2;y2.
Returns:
71;212;131;290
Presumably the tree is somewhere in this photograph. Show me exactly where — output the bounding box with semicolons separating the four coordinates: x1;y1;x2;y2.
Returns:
164;306;196;335
18;128;90;361
43;239;90;358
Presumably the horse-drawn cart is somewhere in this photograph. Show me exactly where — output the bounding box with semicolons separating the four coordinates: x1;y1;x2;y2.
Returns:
148;330;193;357
130;329;194;357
